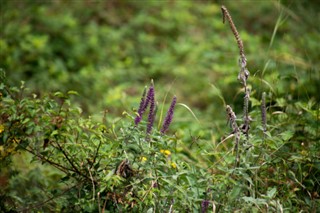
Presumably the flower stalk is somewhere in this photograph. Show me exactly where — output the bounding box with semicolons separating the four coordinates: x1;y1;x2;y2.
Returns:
221;5;249;87
134;86;147;125
146;82;155;135
241;88;251;139
226;105;241;167
222;5;252;166
161;96;177;134
135;80;177;139
201;200;210;213
261;92;267;133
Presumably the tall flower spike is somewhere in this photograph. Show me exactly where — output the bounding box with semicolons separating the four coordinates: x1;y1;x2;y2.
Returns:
221;5;249;86
226;105;241;167
134;86;147;125
261;92;267;132
226;105;238;133
152;102;158;126
201;200;210;213
146;81;155;135
241;88;251;139
161;96;177;134
147;102;158;137
221;5;245;58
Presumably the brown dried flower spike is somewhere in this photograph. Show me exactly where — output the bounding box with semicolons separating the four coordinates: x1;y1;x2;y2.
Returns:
226;105;241;166
221;5;249;86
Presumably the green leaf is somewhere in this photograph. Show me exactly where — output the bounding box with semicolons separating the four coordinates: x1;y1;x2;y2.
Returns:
54;92;66;98
22;118;30;124
280;130;294;141
229;186;242;201
267;187;277;198
250;97;261;107
50;130;59;137
67;90;79;96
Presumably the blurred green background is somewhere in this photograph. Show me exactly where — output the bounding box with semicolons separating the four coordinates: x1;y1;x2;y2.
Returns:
1;0;319;123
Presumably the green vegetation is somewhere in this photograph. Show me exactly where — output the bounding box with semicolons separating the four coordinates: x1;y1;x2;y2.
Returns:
0;1;319;212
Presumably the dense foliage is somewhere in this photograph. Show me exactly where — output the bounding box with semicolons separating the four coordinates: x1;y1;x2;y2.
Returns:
0;1;319;212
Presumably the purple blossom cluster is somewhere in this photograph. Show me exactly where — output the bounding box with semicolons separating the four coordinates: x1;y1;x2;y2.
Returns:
134;81;156;135
134;83;155;125
201;200;210;213
134;86;147;125
146;85;155;135
161;96;177;134
134;80;177;137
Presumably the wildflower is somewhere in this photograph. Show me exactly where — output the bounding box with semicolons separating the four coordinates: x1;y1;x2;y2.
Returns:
161;96;177;134
226;105;240;166
170;162;177;169
141;156;147;162
152;180;158;188
241;88;252;138
226;105;238;133
221;6;244;56
146;83;155;135
143;82;154;112
0;124;4;133
261;92;267;132
201;200;210;213
151;102;158;130
160;149;171;157
134;86;147;125
243;89;250;121
221;5;249;86
238;58;250;87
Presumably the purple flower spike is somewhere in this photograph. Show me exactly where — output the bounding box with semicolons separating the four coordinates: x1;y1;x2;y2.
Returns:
201;200;210;213
146;85;155;135
134;86;147;125
143;83;154;111
161;96;177;134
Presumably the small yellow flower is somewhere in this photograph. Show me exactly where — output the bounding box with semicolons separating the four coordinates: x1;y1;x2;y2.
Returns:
160;149;171;157
141;156;147;162
0;124;4;133
170;162;177;169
